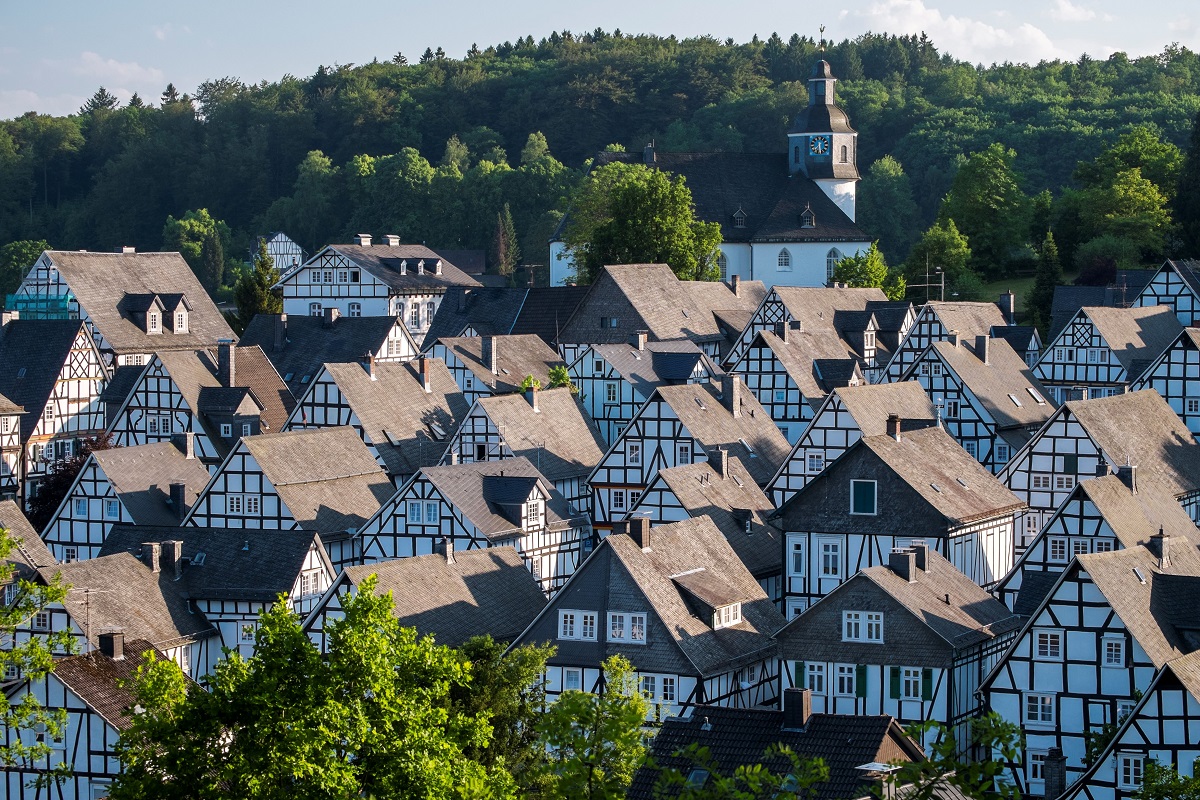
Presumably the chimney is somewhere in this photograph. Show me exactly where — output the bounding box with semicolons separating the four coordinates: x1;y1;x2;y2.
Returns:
482;336;498;374
400;260;407;275
774;320;788;344
436;537;455;564
272;313;288;352
163;540;183;580
629;516;651;550
1096;453;1110;477
361;351;376;380
630;330;648;351
1044;747;1067;800
419;355;432;393
887;412;901;441
1117;464;1138;494
975;335;990;365
120;246;136;254
355;233;372;247
947;330;960;347
612;519;629;538
525;384;539;412
322;306;340;329
435;260;442;275
142;542;162;573
781;687;812;730
1;309;19;327
1150;526;1171;570
714;447;729;479
98;630;124;661
384;234;401;246
217;339;235;387
457;289;468;313
721;374;743;419
169;482;188;521
889;548;919;582
731;274;741;297
171;432;195;460
911;541;929;571
643;140;656;165
999;291;1016;326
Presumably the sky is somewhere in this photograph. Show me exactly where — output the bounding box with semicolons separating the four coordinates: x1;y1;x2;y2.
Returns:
2;0;1198;120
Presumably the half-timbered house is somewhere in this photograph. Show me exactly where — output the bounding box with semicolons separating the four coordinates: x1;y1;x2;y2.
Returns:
512;516;787;719
40;437;210;562
991;324;1044;368
422;285;590;346
271;235;481;345
587;376;790;536
439;386;607;512
99;526;334;660
983;537;1200;796
774;423;1024;616
262;231;305;272
238;311;419;397
425;334;565;404
766;380;936;507
997;390;1200;550
1131;258;1200;325
352;456;590;593
1048;272;1156;342
284;356;469;483
10;249;235;367
0;319;108;506
1128;327;1200;434
1032;306;1181;402
568;335;720;446
304;545;547;653
776;544;1020;753
0;499;56;644
0;391;24;500
880;300;1009;383
900;335;1056;472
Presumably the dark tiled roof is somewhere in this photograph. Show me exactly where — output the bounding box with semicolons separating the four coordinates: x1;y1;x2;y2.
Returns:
833;380;938;436
473;388;607;483
294;244;481;292
42;251;235;354
1013;571;1061;618
429;248;486;275
98;365;142;426
423;287;529;344
512;286;591;344
433;334;564;394
0;499;55;579
1077;305;1181;374
921;337;1056;430
89;442;211;526
990;325;1038;355
51;641;168;731
0;319;92;442
1048;270;1156;340
99;526;328;602
589;339;718;399
340;547;547;647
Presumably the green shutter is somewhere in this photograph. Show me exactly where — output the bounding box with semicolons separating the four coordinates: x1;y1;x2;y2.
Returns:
889;667;901;699
922;668;934;701
1064;454;1079;474
856;664;868;698
796;661;806;689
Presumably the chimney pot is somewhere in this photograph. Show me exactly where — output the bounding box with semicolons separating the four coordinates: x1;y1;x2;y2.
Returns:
999;291;1016;326
120;246;136;254
629;516;651;550
782;687;812;730
889;548;918;582
1151;526;1171;570
163;540;183;580
217;339;235;387
362;352;376;380
715;448;729;479
1118;464;1138;494
774;320;788;344
975;334;990;365
947;330;960;347
630;330;647;351
1044;747;1068;800
98;630;124;661
355;233;372;247
436;537;455;564
141;542;162;573
887;412;901;441
171;432;195;460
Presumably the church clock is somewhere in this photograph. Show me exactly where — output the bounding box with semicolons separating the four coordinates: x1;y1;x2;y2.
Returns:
809;135;830;155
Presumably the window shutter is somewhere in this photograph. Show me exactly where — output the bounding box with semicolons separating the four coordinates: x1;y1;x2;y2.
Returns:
797;661;806;689
889;667;900;700
855;664;868;698
1064;454;1079;474
922;668;934;701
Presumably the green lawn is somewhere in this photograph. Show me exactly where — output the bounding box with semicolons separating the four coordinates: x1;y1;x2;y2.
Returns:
979;269;1079;323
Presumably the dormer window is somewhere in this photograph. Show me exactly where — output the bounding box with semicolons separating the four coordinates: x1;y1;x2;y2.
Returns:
713;603;742;629
417;259;425;275
733;208;747;229
175;310;188;333
399;260;407;275
524;499;545;530
147;312;160;333
800;204;815;228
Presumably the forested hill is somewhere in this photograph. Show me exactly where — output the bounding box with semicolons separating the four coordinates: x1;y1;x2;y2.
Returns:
2;29;1200;272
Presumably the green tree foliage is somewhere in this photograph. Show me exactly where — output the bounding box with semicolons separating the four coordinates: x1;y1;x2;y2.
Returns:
0;238;49;298
651;743;830;799
535;655;649;799
234;238;283;331
26;434;113;532
876;714;1024;800
1078;167;1173;260
0;527;75;788
833;242;906;300
200;227;225;292
547;365;578;394
562;162;721;283
857;156;917;263
1028;230;1063;333
1135;759;1200;800
904;219;977;301
161;209;232;293
492;202;520;281
1074;125;1184;201
939;144;1030;279
1177;110;1200;256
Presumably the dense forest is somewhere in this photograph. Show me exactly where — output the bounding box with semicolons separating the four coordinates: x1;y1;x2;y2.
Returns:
2;29;1200;306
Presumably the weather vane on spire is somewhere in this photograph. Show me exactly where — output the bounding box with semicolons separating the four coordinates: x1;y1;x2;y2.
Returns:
819;25;826;52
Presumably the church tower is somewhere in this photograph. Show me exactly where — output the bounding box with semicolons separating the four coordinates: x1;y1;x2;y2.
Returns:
787;60;860;221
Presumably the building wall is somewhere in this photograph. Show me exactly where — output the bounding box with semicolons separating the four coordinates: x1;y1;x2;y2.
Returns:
1129;334;1200;434
1033;313;1129;402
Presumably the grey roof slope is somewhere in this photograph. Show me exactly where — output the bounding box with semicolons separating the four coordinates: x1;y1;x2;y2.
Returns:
289;244;481;292
473;388;607;482
88;442;212;526
315;359;469;477
41;553;216;647
751;328;865;405
921;337;1056;430
423;287;530;344
832;380;938;436
1076;305;1182;375
589;339;719;399
654;381;792;486
98;365;142;427
237;427;394;533
99;526;328;602
0;500;55;579
511;286;592;344
150;346;294;436
51;641;168;731
0;319;93;441
338;547;547;647
0;390;21;415
41;250;235;354
433;334;564;394
924;301;1007;340
417;457;585;540
1048;270;1156;340
239;313;414;396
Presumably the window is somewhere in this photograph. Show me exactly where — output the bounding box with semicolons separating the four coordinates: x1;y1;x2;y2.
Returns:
931;363;943;376
734;209;747;228
312;270;323;283
1189;399;1200;415
807;663;825;694
1056;475;1075;490
640;676;656;699
627;442;641;465
63;546;77;563
677;442;692;465
717;253;728;280
33;610;49;630
241;623;257;643
244;495;261;515
807;453;824;473
1117;699;1137;720
1104;637;1125;667
1032;475;1051;490
73;498;86;516
407;501;422;523
427;301;436;323
995;442;1010;464
826;249;841;281
350;270;359;282
839;144;848;163
820;540;841;577
410;305;420;328
777;249;792;270
425;502;439;524
322;271;333;283
611;490;626;511
836;664;857;696
901;667;923;700
964;440;978;458
608;612;647;643
300;571;318;597
662;676;676;703
800;209;815;228
1025;693;1055;725
1117;754;1144;790
1095;539;1114;553
104;499;120;520
774;389;786;403
227;494;244;515
4;583;17;606
176;311;187;331
713;603;742;629
337;270;348;283
180;647;191;674
242;423;252;437
1034;630;1062;660
789;541;805;576
220;423;232;437
43;405;54;422
843;611;883;643
348;302;361;317
1049;538;1068;562
148;312;159;333
1028;750;1046;785
919;362;930;376
604;382;618;404
1072;539;1089;557
559;610;597;641
850;480;877;515
945;399;960;418
564;668;582;691
309;302;322;317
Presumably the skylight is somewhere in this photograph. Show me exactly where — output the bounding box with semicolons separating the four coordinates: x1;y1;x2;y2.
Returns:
1008;393;1022;407
1026;387;1046;404
930;483;942;493
695;397;707;410
1133;567;1147;584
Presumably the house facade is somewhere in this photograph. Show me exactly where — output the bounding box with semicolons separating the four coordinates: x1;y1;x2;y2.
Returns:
1128;327;1200;434
880;301;1009;384
1130;258;1200;325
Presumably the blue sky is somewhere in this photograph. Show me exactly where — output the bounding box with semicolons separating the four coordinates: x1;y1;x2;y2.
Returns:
3;0;1197;119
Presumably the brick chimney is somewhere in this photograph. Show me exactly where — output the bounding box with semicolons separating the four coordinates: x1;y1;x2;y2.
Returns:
887;412;901;441
171;432;195;460
142;542;161;573
436;536;455;564
525;384;539;412
721;375;743;419
272;313;288;352
98;630;124;661
629;516;651;550
322;306;340;329
355;233;372;247
630;330;647;351
169;482;188;521
217;339;235;387
889;548;919;583
1150;526;1171;570
419;355;432;393
781;687;812;730
714;447;729;479
482;336;498;374
1118;464;1138;494
1044;747;1067;800
975;334;990;365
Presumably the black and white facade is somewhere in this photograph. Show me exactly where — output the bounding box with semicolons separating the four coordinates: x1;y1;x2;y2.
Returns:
1131;258;1200;325
1128;327;1200;434
880;301;1008;384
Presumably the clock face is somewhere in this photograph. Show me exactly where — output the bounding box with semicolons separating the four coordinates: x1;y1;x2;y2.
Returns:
810;136;830;155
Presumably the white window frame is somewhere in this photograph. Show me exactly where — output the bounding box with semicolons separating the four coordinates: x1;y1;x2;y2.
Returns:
220;423;233;437
677;441;692;465
1032;474;1051;490
849;479;877;515
348;302;361;317
835;663;856;696
73;497;86;516
807;662;825;695
806;453;824;473
627;442;642;465
563;667;582;692
1103;636;1125;668
1188;398;1200;415
901;666;922;700
62;546;77;563
240;623;257;643
1034;629;1063;660
1025;693;1055;726
604;381;618;404
662;676;676;703
559;609;597;641
611;490;626;511
104;499;121;520
1117;753;1144;790
1049;537;1068;562
789;540;805;577
226;494;244;515
407;501;422;524
819;539;842;577
843;610;883;643
713;603;741;629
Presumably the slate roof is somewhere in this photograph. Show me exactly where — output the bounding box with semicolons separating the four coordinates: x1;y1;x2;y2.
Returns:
51;641;168;731
831;380;938;436
432;334;564;395
423;287;530;344
0;319;93;442
654;381;792;486
0;390;23;415
472;388;607;483
313;359;469;477
239;313;414;396
924;301;1008;342
0;499;55;580
990;324;1039;357
751;328;865;406
921;337;1056;431
99;526;328;602
337;547;547;646
588;339;719;399
429;248;486;275
237;427;395;533
1074;305;1182;375
511;286;592;344
40;250;235;355
41;553;217;647
98;365;142;427
87;442;212;526
1048;270;1156;340
416;456;585;540
627;706;923;800
281;244;480;293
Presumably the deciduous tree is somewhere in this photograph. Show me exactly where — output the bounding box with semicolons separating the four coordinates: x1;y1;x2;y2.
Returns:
857;156;918;264
1176;109;1200;256
938;143;1030;279
0;239;49;299
904;219;976;300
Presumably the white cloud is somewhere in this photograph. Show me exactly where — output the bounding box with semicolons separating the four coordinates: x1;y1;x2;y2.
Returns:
1169;15;1194;33
0;89;87;120
73;51;165;86
1048;0;1096;22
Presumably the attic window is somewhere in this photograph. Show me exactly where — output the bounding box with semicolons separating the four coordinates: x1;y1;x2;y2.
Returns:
429;423;447;441
738;437;756;456
1026;387;1046;404
712;603;742;629
695;397;707;410
733;209;747;229
1132;567;1147;585
283;373;294;382
16;368;25;378
1008;393;1022;407
956;478;969;488
192;551;206;566
175;310;188;333
301;375;311;384
931;483;942;493
800;204;815;229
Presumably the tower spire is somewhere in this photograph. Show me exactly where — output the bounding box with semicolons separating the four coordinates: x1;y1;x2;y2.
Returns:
819;25;826;52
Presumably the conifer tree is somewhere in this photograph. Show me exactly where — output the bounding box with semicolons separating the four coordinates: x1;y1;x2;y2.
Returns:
234;239;283;331
1176;109;1200;256
1029;230;1063;334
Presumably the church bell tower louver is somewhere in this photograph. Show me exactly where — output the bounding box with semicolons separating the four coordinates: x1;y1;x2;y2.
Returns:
787;59;860;221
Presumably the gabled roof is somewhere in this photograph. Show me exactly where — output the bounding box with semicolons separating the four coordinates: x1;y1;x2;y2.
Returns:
589;339;718;399
51;641;168;731
87;442;212;526
747;327;865;404
422;285;590;348
432;334;564;395
0;390;23;415
921;337;1055;430
99;525;329;602
1135;327;1200;383
1048;270;1156;340
281;244;480;292
239;313;414;396
41;553;217;647
337;547;547;647
512;286;592;344
830;380;938;436
1154;258;1200;296
236;427;394;533
0;319;94;441
312;359;469;477
922;301;1007;340
472;388;607;483
1080;473;1200;548
40;250;235;354
989;324;1039;356
150;346;294;437
98;365;142;426
1071;305;1182;375
0;500;55;579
